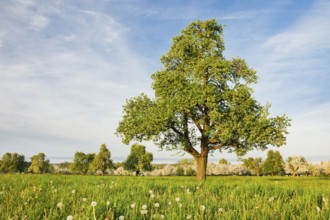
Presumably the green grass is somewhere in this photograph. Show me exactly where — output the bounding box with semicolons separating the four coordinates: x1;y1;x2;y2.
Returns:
0;175;329;219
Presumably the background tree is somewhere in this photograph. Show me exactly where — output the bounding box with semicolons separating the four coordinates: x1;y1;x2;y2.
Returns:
116;19;290;180
285;156;308;176
262;150;285;176
0;152;26;173
123;144;153;175
28;153;52;174
90;144;113;174
219;158;230;165
242;157;263;176
70;152;95;174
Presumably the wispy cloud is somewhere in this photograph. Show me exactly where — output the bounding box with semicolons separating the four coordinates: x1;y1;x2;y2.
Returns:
0;0;151;157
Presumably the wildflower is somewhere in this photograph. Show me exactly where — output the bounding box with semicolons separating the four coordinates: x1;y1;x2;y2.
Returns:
218;207;223;213
316;206;321;212
268;197;274;202
131;203;136;209
106;201;110;206
149;190;153;194
142;204;147;210
91;201;97;207
168;201;172;206
200;205;206;211
154;203;160;208
141;210;148;215
119;216;124;220
186;215;192;219
150;194;155;198
175;197;180;202
57;202;63;209
160;214;165;219
71;190;76;194
67;215;73;220
82;198;87;202
178;203;183;208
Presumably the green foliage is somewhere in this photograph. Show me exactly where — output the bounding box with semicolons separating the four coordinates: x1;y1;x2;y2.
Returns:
242;157;263;176
262;150;285;176
117;19;291;180
219;158;230;165
90;144;113;173
0;152;26;173
186;167;197;176
28;153;51;174
176;166;185;176
0;176;329;219
123;144;153;174
70;152;95;174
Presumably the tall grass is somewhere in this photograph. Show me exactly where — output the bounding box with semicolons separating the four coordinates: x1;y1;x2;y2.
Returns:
0;175;329;219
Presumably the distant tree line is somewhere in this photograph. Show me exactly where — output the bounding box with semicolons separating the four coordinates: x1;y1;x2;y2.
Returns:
0;148;329;176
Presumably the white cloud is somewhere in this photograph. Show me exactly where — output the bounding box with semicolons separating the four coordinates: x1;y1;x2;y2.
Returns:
263;0;330;58
30;14;49;29
0;0;152;158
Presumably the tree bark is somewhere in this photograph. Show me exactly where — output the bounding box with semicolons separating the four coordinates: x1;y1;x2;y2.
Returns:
196;155;208;180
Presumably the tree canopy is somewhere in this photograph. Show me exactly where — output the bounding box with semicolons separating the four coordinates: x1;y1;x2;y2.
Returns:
116;19;290;180
90;144;113;174
123;144;153;175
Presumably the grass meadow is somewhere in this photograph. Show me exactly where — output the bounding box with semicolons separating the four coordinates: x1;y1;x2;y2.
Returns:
0;175;329;220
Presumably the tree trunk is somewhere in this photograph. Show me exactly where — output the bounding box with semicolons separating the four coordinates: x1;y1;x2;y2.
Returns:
196;155;208;180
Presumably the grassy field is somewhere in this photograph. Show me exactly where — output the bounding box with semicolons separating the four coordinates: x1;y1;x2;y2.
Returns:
0;175;329;220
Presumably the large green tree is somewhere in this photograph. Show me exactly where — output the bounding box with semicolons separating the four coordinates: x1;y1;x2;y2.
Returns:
116;19;290;180
123;144;153;175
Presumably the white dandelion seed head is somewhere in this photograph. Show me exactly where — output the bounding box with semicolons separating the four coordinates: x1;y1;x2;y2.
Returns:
200;205;206;211
106;201;111;206
178;203;183;208
186;215;192;219
71;190;76;194
154;203;160;208
91;201;97;207
168;201;172;205
219;207;223;213
142;204;147;210
141;210;148;215
316;206;321;212
57;202;63;208
268;197;274;202
149;190;153;194
150;194;155;198
82;198;87;202
175;197;180;202
131;203;136;209
67;215;73;220
119;215;124;220
160;214;165;219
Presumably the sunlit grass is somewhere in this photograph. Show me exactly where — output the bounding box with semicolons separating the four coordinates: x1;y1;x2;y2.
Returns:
0;175;329;219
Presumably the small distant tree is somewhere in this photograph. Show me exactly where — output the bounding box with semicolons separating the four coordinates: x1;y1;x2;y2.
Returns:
0;152;26;173
123;144;153;175
242;157;262;176
177;158;195;166
90;144;113;174
262;150;285;176
176;167;185;176
219;158;230;165
70;152;95;174
285;156;308;176
28;153;51;174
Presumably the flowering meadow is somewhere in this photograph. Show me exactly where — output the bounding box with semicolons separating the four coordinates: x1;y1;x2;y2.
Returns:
0;175;329;219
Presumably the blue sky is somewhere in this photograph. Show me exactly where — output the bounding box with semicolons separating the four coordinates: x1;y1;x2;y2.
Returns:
0;0;329;163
